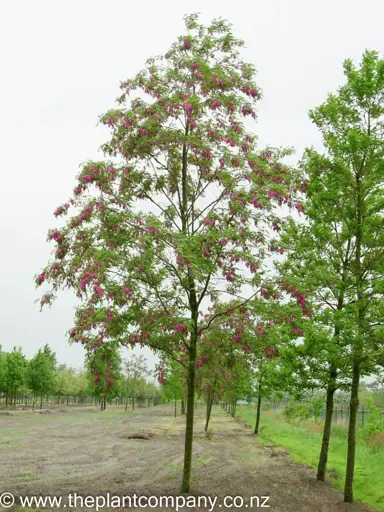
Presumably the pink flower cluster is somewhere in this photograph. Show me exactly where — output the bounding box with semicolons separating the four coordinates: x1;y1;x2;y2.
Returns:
123;285;132;297
295;202;303;213
250;196;263;209
209;99;221;110
225;137;236;147
225;268;236;281
281;283;311;317
50;230;63;244
245;261;259;273
241;105;256;118
126;334;140;345
93;284;103;298
203;218;215;227
264;346;279;359
241;85;260;99
54;203;69;217
35;272;45;286
70;205;94;229
202;248;211;259
173;323;188;335
158;366;165;385
176;254;190;269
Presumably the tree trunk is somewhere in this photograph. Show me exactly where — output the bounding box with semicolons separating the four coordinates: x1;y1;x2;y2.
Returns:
132;394;135;411
344;362;360;502
317;365;337;480
40;396;43;410
180;332;197;493
254;386;262;435
344;169;364;504
174;398;177;418
230;399;237;417
204;396;213;432
181;397;185;415
125;397;128;411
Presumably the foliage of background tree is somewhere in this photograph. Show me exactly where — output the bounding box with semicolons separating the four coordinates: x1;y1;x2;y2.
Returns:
26;344;57;408
4;348;26;406
0;346;6;394
123;353;150;411
161;358;184;417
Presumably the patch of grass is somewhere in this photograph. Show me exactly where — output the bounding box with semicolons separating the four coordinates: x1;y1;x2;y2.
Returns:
15;471;37;481
237;406;384;512
195;453;205;465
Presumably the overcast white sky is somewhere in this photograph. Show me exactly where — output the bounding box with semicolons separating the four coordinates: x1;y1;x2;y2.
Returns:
0;0;383;370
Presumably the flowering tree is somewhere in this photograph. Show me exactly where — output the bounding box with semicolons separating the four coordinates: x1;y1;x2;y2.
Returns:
86;342;121;410
196;299;290;431
36;14;301;492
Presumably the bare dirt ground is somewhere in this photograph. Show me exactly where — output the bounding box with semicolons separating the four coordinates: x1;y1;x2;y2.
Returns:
0;404;376;512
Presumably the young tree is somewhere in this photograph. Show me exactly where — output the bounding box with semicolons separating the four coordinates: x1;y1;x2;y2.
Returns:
124;354;150;411
87;343;122;410
161;359;184;417
36;14;301;491
302;50;384;503
26;345;57;408
5;348;26;406
0;346;6;396
277;212;356;481
251;342;282;435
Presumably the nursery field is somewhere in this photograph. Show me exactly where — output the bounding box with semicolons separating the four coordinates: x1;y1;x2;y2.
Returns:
237;407;384;512
0;404;377;512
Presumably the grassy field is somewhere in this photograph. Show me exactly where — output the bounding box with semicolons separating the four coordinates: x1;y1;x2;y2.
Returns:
237;406;384;511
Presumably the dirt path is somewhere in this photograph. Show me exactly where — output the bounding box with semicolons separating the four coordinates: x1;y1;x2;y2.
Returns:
0;404;376;511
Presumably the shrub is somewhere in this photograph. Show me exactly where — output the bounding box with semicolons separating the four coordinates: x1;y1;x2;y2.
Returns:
308;395;325;419
283;402;310;420
359;398;384;449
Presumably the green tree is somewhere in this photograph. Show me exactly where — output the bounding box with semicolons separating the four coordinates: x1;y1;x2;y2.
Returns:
124;354;150;411
26;344;57;408
302;50;384;503
0;346;6;394
5;347;26;406
55;365;89;401
359;397;384;447
161;359;184;418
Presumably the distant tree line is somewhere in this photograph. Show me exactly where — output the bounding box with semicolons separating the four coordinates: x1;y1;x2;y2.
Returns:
0;344;163;410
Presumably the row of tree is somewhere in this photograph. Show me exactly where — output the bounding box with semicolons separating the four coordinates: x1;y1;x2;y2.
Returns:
0;345;162;409
36;13;384;503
